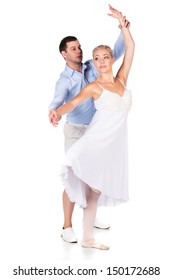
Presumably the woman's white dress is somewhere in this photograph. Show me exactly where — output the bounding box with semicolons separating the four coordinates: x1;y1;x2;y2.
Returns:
60;86;132;208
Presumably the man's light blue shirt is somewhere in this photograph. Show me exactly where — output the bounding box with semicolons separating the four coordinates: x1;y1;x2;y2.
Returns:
48;32;125;125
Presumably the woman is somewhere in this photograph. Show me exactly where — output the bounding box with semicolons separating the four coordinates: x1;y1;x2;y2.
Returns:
56;8;135;250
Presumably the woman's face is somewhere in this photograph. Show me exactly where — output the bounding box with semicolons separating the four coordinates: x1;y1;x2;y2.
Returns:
93;48;114;73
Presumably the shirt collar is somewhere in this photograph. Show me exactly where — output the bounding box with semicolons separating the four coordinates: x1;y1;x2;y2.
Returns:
65;63;87;77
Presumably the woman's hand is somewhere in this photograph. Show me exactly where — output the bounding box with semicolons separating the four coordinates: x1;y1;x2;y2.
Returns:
107;4;130;29
49;109;62;127
108;4;123;19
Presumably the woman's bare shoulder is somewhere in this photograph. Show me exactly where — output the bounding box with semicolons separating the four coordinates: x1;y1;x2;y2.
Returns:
83;81;102;94
81;81;102;100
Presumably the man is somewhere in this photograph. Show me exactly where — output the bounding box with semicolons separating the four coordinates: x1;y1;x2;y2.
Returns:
49;4;130;243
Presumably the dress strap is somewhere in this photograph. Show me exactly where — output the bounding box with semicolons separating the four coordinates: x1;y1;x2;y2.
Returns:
116;77;126;89
95;81;104;90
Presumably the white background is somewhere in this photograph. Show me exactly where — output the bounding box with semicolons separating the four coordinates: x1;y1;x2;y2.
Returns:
0;0;173;279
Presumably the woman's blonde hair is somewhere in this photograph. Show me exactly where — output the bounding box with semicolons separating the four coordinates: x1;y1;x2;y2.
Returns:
92;45;114;58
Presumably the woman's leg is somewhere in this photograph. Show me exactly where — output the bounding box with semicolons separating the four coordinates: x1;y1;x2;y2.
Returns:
82;187;109;250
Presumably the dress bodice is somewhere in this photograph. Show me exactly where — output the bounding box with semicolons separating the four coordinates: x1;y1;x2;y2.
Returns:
94;88;132;112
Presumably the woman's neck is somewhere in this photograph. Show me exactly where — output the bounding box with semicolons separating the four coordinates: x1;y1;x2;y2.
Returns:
97;73;115;84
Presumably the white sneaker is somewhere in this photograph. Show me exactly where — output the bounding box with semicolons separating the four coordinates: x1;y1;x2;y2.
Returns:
61;227;77;243
94;218;110;229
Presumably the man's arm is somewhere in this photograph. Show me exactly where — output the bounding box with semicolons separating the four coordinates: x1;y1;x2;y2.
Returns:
113;32;125;61
83;5;130;80
55;83;95;118
48;78;68;126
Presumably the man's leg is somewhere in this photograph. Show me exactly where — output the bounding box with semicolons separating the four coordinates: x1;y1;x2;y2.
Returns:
61;123;86;243
63;190;75;228
61;190;77;243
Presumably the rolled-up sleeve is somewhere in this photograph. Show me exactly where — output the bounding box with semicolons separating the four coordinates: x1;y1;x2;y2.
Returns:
48;77;69;111
113;32;125;61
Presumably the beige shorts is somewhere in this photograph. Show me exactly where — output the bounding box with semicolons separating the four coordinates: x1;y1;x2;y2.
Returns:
63;122;88;153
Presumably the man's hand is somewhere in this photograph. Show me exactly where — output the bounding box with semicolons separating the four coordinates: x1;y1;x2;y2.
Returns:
119;16;130;29
49;109;62;127
108;4;130;29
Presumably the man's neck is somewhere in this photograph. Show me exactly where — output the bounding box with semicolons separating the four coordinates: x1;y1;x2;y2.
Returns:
66;62;82;73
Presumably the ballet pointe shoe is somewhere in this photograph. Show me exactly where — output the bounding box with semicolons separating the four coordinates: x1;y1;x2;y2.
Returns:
81;239;109;250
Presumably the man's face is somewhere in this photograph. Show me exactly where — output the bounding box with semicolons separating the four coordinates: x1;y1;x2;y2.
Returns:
62;40;83;64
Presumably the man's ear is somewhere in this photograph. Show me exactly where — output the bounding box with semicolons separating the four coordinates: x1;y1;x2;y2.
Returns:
61;51;67;60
